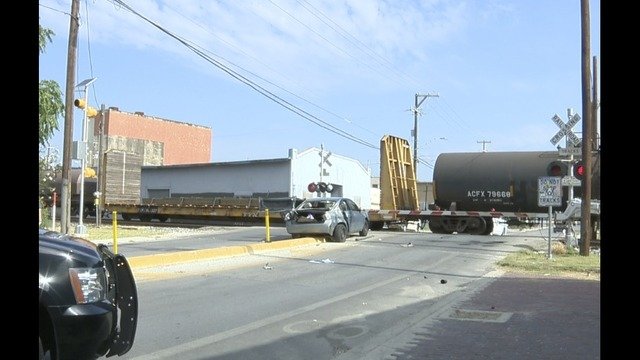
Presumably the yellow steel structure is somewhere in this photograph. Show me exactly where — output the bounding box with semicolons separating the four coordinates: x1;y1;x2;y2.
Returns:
379;135;419;211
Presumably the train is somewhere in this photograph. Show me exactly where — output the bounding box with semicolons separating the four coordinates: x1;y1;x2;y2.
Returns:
425;150;600;234
43;136;601;237
44;169;99;218
367;135;600;236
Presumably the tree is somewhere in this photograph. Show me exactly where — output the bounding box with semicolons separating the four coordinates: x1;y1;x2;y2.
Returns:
39;23;64;218
39;23;64;147
39;24;55;53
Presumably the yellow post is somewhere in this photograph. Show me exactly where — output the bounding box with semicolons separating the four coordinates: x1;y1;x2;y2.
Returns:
112;211;118;254
265;208;271;242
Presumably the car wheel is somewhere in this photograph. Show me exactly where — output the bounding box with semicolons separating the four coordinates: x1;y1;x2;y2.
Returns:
359;220;369;236
332;224;347;243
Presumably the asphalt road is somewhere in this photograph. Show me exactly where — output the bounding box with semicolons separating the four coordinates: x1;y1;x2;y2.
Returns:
108;228;584;360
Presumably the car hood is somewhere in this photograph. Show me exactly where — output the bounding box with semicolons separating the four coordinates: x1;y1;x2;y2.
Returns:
39;230;102;267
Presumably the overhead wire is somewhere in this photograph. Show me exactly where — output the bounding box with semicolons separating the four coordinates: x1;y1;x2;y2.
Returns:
266;0;404;88
103;1;474;159
109;0;379;149
81;0;101;107
162;2;380;140
295;0;423;90
39;3;77;19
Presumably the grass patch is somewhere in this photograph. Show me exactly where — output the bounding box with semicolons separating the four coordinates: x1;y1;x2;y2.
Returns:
497;248;600;277
70;224;174;241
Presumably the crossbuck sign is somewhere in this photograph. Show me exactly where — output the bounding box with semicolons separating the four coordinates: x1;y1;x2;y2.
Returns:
550;113;581;147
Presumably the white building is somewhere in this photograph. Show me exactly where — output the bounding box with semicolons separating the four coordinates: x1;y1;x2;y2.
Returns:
140;147;373;209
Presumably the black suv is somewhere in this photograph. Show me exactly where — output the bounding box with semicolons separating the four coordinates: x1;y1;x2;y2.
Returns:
39;229;138;359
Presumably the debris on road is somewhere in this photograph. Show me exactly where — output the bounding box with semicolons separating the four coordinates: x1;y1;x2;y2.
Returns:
310;258;335;264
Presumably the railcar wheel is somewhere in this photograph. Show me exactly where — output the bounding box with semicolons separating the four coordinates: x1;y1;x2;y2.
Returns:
466;217;487;235
429;219;451;234
481;217;494;235
332;224;347;243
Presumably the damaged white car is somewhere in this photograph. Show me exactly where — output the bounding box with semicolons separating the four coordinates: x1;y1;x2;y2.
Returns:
283;197;369;242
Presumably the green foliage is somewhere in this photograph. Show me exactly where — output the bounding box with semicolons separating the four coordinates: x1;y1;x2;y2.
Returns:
39;23;64;147
80;226;174;240
39;157;59;206
39;24;55;54
39;80;65;146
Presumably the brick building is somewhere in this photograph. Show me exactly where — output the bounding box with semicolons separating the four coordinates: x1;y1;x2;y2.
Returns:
87;107;211;167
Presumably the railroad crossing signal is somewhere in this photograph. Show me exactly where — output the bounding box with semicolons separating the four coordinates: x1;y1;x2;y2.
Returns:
319;148;332;177
319;150;332;167
550;113;581;147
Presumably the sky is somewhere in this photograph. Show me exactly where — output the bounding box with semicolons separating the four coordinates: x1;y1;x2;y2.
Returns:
38;0;601;181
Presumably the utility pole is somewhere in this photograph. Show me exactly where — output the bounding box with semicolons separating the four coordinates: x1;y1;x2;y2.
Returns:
477;140;491;152
411;93;439;180
592;56;599;149
579;0;592;256
60;0;80;234
96;104;106;227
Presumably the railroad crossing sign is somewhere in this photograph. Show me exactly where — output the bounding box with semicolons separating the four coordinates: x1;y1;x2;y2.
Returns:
319;147;332;177
550;113;581;147
538;176;562;207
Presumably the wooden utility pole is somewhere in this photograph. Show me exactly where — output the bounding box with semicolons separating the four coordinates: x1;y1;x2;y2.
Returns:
579;0;592;256
592;56;599;149
591;55;599;242
60;0;80;234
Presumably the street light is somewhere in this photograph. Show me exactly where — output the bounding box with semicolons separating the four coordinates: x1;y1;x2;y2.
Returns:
74;77;97;235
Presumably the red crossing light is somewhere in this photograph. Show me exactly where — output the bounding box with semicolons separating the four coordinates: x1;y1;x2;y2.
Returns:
574;161;585;180
546;161;567;177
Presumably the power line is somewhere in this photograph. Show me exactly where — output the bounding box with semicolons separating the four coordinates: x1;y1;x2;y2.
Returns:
163;2;379;141
109;0;378;150
39;3;76;19
294;0;421;89
266;0;405;88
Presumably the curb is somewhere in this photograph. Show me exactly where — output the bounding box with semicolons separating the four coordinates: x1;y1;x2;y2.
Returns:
127;237;325;269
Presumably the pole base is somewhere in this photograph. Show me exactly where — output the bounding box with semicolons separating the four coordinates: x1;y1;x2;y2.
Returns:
75;224;88;235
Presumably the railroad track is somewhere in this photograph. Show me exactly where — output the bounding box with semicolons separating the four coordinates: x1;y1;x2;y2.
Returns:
70;215;283;229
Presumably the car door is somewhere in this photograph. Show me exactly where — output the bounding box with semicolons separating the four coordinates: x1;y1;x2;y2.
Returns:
344;199;365;233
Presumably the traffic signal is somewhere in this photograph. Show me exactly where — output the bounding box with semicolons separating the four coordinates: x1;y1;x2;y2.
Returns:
74;99;98;117
84;167;96;178
307;182;318;193
573;160;585;181
308;182;334;193
318;182;327;193
546;161;567;177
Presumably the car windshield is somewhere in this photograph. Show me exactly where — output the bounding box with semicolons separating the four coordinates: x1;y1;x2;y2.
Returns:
298;200;336;210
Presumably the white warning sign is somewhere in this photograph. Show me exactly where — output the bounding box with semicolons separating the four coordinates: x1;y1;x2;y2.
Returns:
538;177;562;207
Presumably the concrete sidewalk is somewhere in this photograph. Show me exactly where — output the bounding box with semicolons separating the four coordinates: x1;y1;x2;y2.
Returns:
378;272;601;359
125;236;325;268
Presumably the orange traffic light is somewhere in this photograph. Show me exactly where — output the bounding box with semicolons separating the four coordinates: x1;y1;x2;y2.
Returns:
74;99;98;117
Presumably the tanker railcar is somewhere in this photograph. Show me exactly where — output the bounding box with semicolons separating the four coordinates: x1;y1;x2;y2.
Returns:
429;151;600;234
